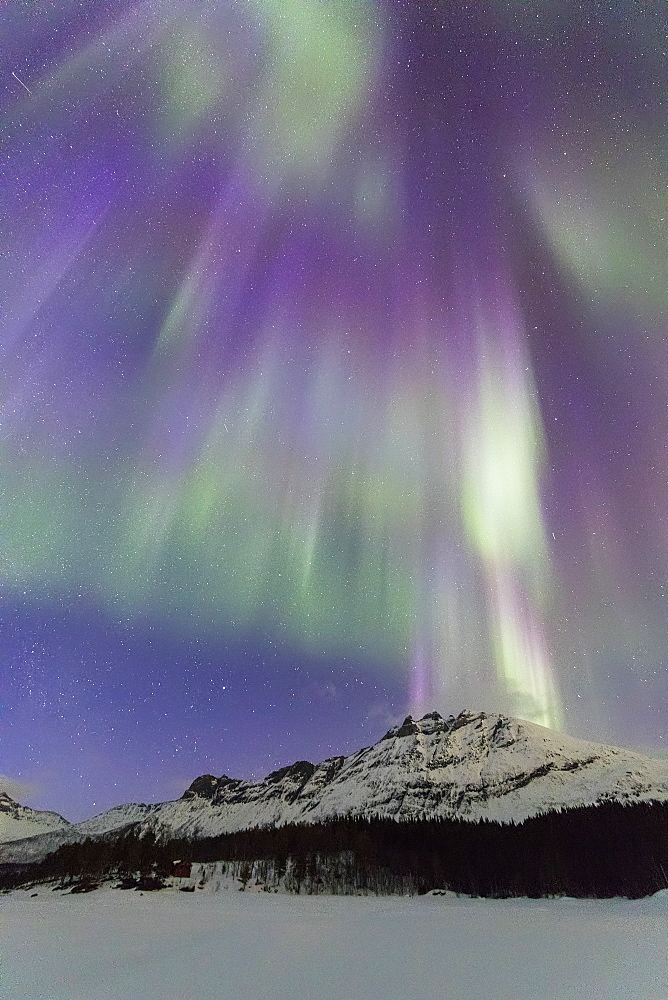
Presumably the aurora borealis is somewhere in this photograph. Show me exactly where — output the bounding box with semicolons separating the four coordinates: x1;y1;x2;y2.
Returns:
2;1;667;820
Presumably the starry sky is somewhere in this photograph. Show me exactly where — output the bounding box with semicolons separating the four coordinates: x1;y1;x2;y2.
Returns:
2;0;667;822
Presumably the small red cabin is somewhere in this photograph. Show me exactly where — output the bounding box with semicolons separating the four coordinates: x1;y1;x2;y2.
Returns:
171;860;192;879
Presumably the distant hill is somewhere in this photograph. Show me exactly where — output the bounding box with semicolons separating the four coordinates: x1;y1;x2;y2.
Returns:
0;792;71;844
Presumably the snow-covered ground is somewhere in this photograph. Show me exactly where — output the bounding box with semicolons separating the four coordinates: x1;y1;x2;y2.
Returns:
2;886;667;1000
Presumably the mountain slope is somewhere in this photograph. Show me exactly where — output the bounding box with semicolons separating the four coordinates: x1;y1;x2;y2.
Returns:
3;710;668;864
0;792;71;843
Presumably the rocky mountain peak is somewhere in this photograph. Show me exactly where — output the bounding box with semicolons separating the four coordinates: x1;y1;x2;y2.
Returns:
381;709;488;741
266;761;316;785
182;775;219;800
182;774;241;800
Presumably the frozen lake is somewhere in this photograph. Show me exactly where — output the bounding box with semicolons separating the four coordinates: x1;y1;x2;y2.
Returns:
2;886;667;1000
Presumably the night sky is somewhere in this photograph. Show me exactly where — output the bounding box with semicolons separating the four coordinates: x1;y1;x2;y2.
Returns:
2;1;666;822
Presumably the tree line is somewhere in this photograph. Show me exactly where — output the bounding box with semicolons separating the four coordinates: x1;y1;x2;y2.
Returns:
1;799;666;897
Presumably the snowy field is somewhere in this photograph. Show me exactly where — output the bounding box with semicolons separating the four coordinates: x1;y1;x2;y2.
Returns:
2;886;667;1000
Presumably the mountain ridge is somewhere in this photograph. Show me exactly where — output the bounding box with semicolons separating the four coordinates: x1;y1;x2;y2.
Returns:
3;709;668;866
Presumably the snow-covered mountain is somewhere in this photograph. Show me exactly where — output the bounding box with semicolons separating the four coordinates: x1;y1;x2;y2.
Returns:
3;710;668;864
0;792;71;843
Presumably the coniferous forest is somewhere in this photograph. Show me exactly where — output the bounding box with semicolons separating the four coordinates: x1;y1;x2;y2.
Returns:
2;800;667;899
